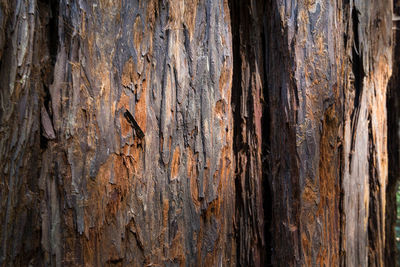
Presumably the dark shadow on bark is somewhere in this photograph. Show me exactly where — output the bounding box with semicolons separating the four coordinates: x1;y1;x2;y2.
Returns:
385;3;400;265
264;1;301;265
261;6;273;266
229;0;272;265
229;0;301;265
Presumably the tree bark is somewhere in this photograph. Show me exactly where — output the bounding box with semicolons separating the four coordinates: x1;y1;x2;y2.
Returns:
1;1;235;265
0;0;396;266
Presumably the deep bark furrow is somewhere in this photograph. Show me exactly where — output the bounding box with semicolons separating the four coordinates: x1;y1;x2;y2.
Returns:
385;1;400;266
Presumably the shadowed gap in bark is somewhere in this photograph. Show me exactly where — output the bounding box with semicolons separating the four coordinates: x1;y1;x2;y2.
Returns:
349;6;365;172
229;0;273;265
38;0;58;149
386;1;400;265
228;1;244;264
261;29;273;267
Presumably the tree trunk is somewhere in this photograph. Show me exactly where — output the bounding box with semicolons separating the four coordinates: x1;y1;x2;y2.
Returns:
1;0;235;265
0;0;396;266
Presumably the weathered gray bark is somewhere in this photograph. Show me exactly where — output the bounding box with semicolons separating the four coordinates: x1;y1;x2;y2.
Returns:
0;0;396;266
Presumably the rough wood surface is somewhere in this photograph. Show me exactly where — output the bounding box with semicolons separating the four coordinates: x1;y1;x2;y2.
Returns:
1;1;235;265
338;1;392;266
239;0;392;265
229;1;267;265
264;0;345;265
0;0;396;266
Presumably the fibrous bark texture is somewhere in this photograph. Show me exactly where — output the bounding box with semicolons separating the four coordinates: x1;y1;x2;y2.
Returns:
0;0;396;266
1;0;235;265
229;1;267;265
230;0;392;266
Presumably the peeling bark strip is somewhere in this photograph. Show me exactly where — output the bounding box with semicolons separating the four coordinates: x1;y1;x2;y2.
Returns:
124;110;144;139
0;0;395;266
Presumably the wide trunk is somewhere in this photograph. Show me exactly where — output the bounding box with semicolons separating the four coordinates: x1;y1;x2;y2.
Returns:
0;0;396;266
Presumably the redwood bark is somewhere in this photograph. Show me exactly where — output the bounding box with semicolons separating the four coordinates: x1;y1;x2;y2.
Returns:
0;0;396;266
1;0;235;265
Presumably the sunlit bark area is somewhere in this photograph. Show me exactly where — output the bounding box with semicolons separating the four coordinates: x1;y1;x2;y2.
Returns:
0;0;397;266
